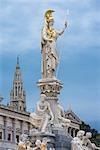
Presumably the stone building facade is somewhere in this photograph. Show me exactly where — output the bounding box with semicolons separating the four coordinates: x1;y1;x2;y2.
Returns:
65;109;82;137
0;59;81;150
0;105;31;150
0;58;32;150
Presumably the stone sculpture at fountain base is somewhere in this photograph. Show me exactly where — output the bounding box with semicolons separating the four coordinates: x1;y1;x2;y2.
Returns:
28;127;72;150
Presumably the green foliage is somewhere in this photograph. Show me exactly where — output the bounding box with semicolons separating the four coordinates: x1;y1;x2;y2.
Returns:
80;121;100;147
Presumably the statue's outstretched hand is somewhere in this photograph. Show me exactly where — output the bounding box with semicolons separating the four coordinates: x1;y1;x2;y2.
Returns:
58;21;67;36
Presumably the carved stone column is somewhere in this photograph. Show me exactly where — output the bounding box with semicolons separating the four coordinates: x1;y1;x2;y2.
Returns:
71;128;74;137
73;128;75;137
75;129;79;137
20;120;25;134
20;120;23;134
68;127;71;135
12;119;16;142
28;122;30;133
3;116;7;141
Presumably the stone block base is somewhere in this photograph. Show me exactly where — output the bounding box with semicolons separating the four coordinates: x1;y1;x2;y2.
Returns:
30;132;55;149
52;128;73;150
30;128;73;150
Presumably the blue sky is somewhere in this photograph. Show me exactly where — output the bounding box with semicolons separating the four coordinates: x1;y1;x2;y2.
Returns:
0;0;100;132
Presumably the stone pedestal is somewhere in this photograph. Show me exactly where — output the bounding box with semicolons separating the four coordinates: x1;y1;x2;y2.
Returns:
37;78;63;125
30;132;55;149
34;78;72;150
52;127;73;150
30;128;72;150
37;78;63;97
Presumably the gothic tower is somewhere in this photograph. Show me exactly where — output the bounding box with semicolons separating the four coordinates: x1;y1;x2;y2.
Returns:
9;57;26;111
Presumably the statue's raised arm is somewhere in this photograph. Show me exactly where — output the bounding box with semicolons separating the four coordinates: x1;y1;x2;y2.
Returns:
57;21;67;36
41;9;67;79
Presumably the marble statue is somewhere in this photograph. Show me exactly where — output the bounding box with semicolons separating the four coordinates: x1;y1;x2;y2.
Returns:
33;138;50;150
56;101;70;128
30;94;54;132
82;132;100;150
33;139;41;150
71;130;85;150
18;136;50;150
71;130;100;150
18;134;30;150
41;9;67;78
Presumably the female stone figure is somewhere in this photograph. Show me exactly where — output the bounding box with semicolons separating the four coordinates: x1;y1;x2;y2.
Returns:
71;130;85;150
41;9;67;78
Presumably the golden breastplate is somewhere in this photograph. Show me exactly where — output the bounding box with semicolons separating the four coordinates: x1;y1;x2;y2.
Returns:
46;28;57;39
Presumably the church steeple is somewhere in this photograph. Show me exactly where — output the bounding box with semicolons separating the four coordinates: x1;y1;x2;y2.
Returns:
9;57;26;111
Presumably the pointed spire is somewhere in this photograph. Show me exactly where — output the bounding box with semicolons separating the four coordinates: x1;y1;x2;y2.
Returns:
9;58;26;111
14;56;21;81
16;55;20;70
17;55;19;65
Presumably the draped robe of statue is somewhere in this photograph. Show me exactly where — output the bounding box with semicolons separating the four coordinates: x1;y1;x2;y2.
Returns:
41;9;67;79
56;102;70;128
30;94;54;132
71;130;85;150
41;26;59;78
71;137;84;150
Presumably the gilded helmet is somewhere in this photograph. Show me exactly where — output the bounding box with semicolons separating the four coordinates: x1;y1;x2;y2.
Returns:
45;9;55;23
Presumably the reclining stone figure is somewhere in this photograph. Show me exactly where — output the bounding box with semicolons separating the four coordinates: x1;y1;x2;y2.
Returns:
30;94;54;133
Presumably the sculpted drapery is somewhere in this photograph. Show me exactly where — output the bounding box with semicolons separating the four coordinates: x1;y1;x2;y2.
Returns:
41;9;67;78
